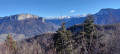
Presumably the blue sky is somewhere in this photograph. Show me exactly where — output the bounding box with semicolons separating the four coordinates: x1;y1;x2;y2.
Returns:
0;0;120;17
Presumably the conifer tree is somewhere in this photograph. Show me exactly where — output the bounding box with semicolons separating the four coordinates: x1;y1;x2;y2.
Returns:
81;15;103;54
83;15;95;54
73;15;98;54
54;22;72;54
5;34;18;54
75;15;105;54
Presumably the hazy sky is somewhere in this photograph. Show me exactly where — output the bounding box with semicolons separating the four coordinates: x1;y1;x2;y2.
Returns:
0;0;120;17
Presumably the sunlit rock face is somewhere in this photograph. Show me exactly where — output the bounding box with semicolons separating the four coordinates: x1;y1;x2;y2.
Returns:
17;14;39;20
0;13;40;22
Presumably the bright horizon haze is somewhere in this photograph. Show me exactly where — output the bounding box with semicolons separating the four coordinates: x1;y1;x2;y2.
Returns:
0;0;120;17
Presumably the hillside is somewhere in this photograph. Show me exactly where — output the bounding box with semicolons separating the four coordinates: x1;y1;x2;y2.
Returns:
67;23;119;33
14;23;120;54
0;14;59;43
0;23;120;54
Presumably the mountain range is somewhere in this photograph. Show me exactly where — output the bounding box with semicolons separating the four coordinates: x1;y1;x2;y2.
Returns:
46;8;120;27
0;8;120;43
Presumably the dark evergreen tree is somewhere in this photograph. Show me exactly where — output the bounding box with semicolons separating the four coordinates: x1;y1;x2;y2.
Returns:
73;15;98;54
83;15;95;54
80;15;104;54
54;22;72;54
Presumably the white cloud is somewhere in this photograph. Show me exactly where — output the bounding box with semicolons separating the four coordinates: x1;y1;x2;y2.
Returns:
70;10;75;13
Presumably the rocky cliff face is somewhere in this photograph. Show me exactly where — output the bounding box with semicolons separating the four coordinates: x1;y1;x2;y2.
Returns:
0;14;40;22
17;14;39;20
0;14;59;43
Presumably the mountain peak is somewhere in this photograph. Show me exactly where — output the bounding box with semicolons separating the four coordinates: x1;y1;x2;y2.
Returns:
96;8;120;15
96;8;114;15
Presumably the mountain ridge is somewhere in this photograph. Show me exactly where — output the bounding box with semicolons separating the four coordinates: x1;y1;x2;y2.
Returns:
46;8;120;27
